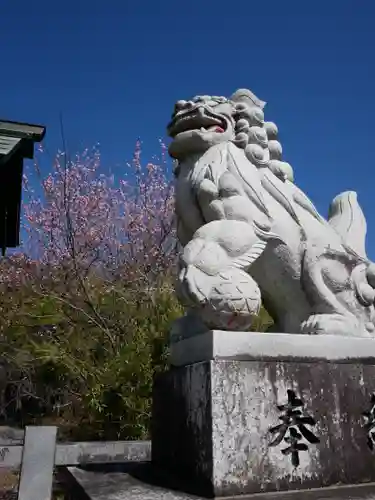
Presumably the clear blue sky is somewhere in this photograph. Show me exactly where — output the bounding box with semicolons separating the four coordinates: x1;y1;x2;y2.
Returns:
1;1;375;255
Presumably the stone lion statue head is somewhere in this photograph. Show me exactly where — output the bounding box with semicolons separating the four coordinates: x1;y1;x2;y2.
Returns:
167;88;294;183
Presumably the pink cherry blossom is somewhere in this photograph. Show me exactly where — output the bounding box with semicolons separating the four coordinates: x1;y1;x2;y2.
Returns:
0;140;176;289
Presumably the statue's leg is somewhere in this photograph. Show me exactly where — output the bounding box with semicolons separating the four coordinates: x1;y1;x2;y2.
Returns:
300;249;375;337
300;313;366;336
174;219;268;332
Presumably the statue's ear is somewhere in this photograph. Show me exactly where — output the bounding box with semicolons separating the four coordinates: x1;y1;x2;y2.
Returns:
230;89;266;110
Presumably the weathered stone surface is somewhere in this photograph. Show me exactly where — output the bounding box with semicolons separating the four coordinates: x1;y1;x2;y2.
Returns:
0;439;151;469
152;362;213;496
63;465;201;500
170;330;375;367
152;359;375;497
65;466;375;499
0;426;23;445
54;439;151;465
18;426;57;500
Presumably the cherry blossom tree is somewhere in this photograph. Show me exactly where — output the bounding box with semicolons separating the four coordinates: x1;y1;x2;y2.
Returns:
0;139;176;286
0;139;181;439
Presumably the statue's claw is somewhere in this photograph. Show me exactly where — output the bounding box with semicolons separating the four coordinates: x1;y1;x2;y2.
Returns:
301;313;374;337
300;315;321;335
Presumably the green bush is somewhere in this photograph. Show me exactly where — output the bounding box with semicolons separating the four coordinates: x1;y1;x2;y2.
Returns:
0;277;183;440
0;274;272;441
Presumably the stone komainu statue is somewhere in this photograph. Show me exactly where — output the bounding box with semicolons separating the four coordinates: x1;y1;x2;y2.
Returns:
168;89;375;338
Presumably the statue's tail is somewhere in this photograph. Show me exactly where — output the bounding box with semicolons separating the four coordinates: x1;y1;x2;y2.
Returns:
328;191;367;261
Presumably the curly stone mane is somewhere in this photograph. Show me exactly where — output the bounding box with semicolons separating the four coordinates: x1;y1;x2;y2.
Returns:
228;90;294;183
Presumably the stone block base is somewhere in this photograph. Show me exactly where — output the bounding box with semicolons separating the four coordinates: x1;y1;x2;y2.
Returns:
152;331;375;498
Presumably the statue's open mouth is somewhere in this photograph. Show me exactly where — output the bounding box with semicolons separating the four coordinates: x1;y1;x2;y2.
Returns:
168;107;227;138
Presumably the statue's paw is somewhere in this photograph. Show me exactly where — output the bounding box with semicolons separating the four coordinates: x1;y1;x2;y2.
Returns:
300;315;322;335
300;313;371;337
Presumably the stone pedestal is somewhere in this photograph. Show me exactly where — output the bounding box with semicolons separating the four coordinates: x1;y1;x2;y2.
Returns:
152;331;375;498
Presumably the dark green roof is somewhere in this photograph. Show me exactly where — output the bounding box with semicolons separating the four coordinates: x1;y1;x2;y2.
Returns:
0;135;22;159
0;120;45;141
0;119;46;253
